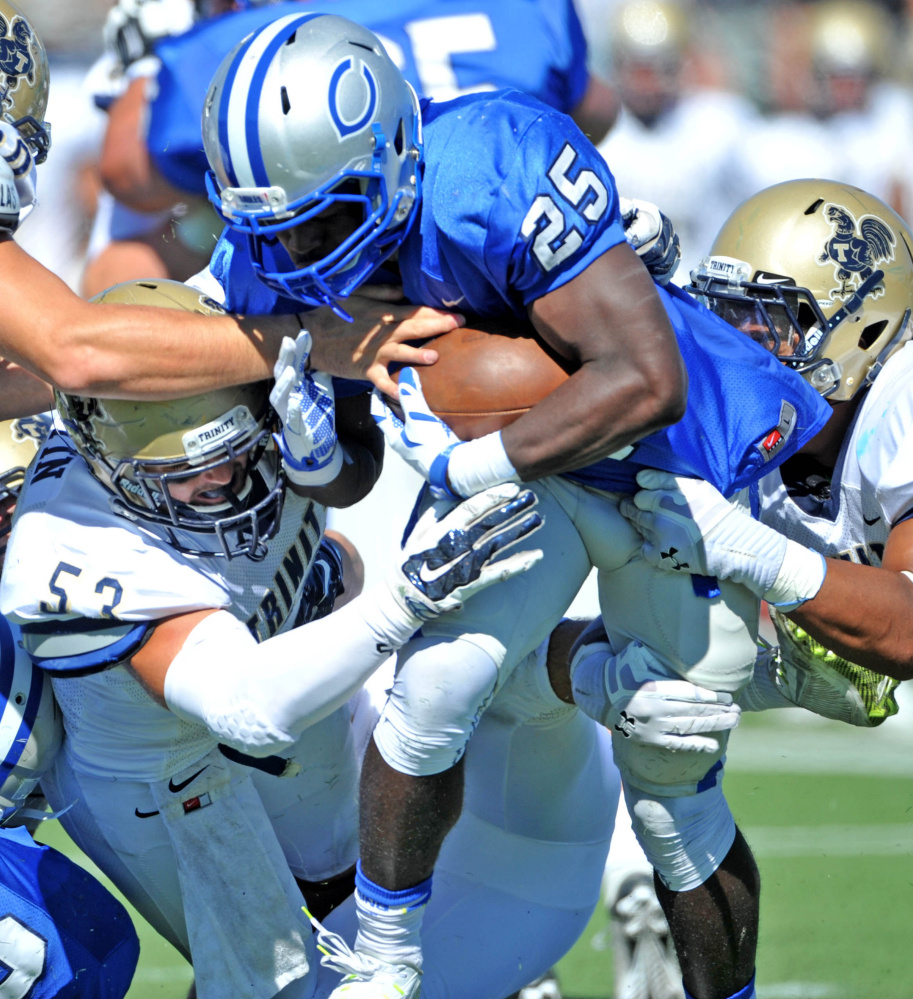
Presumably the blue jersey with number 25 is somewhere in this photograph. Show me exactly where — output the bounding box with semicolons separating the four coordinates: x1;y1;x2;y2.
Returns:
211;90;831;496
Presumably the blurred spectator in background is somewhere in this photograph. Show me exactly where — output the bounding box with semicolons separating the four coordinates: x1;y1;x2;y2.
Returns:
595;0;757;278
10;1;107;293
741;0;913;217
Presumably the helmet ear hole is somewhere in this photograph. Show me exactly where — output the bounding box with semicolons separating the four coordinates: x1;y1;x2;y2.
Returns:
858;320;888;351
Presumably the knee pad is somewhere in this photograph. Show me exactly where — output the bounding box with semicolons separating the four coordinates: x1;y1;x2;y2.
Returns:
373;637;499;776
625;781;736;892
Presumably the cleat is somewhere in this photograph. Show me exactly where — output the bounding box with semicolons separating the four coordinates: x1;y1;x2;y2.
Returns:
767;608;900;728
610;876;684;999
516;969;562;999
303;907;422;999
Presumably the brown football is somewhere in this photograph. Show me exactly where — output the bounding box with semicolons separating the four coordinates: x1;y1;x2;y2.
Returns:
390;319;575;441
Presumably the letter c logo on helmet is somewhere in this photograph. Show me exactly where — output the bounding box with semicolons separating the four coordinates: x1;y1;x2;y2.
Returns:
327;57;378;140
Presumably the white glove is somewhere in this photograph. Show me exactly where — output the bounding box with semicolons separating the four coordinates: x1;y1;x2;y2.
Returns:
619;197;681;286
569;623;740;791
104;0;196;71
269;332;343;487
620;469;827;611
381;483;544;634
371;367;519;499
0;122;36;228
568;621;740;752
371;366;464;497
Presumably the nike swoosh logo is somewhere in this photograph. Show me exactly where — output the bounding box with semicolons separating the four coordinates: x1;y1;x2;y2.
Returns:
418;561;450;585
442;296;465;307
863;514;881;525
168;766;208;794
134;808;160;819
754;274;792;285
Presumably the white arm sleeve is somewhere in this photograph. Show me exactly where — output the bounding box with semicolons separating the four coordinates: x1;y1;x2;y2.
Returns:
163;585;418;756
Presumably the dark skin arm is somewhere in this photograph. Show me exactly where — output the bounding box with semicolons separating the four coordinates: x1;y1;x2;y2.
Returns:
501;241;687;480
0;235;452;401
0;360;53;419
569;74;621;145
786;517;913;680
100;76;187;213
287;392;384;509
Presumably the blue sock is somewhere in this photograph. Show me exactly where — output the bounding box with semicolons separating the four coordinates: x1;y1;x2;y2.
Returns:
354;860;433;910
684;972;756;999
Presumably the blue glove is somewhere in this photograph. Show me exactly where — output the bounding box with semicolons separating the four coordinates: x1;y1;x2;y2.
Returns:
269;332;343;486
370;366;463;498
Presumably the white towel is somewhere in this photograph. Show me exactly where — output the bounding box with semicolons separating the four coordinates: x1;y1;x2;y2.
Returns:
149;747;315;999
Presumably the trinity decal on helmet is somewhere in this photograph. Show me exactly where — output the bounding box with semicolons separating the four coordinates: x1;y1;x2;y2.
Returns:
690;179;913;401
0;1;50;162
55;280;284;561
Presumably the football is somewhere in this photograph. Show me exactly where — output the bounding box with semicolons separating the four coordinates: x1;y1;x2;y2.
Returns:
390;319;575;441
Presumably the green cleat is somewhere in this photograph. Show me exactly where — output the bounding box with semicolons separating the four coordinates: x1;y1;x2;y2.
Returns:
767;608;900;728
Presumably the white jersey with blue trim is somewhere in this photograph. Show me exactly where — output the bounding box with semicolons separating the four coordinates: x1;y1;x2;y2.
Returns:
145;0;590;196
0;430;327;781
757;342;913;565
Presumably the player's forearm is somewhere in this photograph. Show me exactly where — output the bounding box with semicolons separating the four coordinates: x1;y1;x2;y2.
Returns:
0;361;53;419
164;593;416;756
501;354;686;479
512;241;687;479
0;235;292;396
101;78;185;213
288;437;383;508
785;559;913;679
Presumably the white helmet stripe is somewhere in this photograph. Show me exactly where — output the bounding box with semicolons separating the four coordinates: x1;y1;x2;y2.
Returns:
223;13;317;188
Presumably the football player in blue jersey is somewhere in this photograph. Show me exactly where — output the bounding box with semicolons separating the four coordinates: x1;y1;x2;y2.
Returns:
0;0;458;419
197;14;834;999
0;415;141;999
88;0;618;295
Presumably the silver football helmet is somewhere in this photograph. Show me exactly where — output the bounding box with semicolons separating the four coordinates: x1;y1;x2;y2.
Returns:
689;179;913;402
55;280;283;561
0;0;50;162
0;626;62;826
203;12;422;313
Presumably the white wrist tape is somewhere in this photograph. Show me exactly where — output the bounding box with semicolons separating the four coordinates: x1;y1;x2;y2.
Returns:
762;540;827;612
283;442;346;488
445;431;520;498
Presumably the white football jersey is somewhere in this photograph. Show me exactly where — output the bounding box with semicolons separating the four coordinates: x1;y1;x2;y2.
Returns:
757;342;913;565
0;430;328;781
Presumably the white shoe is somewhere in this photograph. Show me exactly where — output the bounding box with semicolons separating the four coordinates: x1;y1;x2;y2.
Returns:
516;969;562;999
610;876;684;999
768;609;899;728
304;908;422;999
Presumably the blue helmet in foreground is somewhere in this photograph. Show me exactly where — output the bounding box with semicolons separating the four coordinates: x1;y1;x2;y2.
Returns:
203;12;423;315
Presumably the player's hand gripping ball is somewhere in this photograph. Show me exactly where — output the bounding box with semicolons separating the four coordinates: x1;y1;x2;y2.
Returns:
388;320;574;440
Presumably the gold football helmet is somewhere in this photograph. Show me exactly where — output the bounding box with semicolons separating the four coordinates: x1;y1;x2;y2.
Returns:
0;0;50;162
689;179;913;401
56;280;282;560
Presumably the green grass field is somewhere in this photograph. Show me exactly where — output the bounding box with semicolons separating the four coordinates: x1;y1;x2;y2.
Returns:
35;706;913;999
